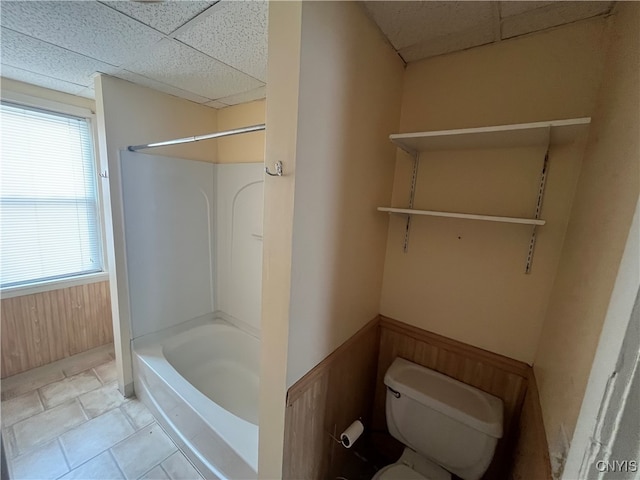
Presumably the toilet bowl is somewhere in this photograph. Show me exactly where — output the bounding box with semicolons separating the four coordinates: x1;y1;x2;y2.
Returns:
374;358;504;480
372;448;450;480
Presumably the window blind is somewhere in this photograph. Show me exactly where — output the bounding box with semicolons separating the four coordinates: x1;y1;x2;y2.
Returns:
0;102;103;288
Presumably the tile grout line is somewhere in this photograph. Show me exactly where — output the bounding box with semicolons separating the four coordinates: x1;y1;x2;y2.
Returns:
159;463;172;480
111;438;178;480
75;396;91;421
57;406;135;476
119;404;138;431
139;450;180;480
4;425;18;461
55;437;72;474
1;368;65;402
92;366;104;385
35;383;49;411
57;440;114;480
108;448;128;480
10;396;93;459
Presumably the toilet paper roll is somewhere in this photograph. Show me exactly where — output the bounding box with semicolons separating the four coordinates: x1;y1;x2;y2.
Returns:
340;420;364;448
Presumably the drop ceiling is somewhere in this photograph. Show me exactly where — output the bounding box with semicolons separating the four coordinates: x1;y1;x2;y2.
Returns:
0;1;614;110
0;0;267;109
364;1;614;63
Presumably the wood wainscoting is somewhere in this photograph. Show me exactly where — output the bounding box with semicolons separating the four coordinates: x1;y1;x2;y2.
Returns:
283;317;380;479
283;315;551;479
1;281;113;378
509;369;553;480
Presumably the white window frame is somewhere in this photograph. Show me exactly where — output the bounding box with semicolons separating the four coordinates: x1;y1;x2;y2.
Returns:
0;90;109;299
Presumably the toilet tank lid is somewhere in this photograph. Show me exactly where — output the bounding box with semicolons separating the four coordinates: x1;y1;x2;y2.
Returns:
384;358;504;438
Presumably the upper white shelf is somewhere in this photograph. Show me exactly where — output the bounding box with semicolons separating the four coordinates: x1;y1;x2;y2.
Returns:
389;117;591;154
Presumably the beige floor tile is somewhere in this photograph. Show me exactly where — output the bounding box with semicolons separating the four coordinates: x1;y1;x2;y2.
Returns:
139;465;170;480
1;367;64;401
59;451;124;480
94;360;118;384
111;423;177;480
1;390;43;427
11;439;69;480
121;399;155;430
161;452;203;480
13;400;86;454
60;408;135;468
79;382;128;418
62;348;114;377
39;371;102;409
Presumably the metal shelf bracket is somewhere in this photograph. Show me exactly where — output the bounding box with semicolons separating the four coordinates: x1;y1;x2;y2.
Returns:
525;145;550;274
403;151;419;253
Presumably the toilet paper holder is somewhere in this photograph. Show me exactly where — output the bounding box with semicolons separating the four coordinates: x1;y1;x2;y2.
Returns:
331;419;365;449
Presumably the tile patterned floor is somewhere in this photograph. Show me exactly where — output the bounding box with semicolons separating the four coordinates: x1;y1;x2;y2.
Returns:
1;345;204;480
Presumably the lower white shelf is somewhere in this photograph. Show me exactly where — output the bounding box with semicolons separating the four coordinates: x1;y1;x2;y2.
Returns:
377;207;546;226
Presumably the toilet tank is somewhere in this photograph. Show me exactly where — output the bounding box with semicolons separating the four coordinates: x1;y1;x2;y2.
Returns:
384;358;503;480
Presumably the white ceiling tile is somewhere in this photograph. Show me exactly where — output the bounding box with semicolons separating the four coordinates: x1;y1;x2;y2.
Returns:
1;28;117;87
502;2;613;39
499;2;557;18
176;0;267;82
204;100;229;109
363;1;495;51
215;85;266;106
0;65;87;97
399;22;495;62
0;1;165;66
113;70;213;104
77;86;96;99
125;38;263;100
100;0;215;35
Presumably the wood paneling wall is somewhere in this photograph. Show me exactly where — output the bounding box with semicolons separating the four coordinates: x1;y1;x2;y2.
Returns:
283;317;380;480
509;369;553;480
374;316;530;480
283;315;550;479
1;281;113;378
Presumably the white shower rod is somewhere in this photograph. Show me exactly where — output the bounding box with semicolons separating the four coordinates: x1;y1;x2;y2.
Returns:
127;123;265;152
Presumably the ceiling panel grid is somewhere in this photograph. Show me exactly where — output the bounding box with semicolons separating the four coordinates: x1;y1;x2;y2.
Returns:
0;1;614;108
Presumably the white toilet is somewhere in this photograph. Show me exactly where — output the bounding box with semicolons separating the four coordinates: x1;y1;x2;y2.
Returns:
373;358;504;480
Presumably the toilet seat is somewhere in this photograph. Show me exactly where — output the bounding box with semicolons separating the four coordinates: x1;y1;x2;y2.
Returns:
372;449;451;480
372;463;429;480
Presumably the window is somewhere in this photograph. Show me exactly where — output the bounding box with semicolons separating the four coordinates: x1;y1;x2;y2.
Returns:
1;102;103;289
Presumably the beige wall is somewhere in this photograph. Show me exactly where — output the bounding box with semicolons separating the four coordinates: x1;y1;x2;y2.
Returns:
259;1;404;476
258;2;302;478
286;1;404;387
534;4;640;471
95;76;218;163
217;100;266;164
94;75;218;395
380;18;608;364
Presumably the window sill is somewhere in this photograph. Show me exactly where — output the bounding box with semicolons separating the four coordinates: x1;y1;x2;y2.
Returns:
0;272;110;300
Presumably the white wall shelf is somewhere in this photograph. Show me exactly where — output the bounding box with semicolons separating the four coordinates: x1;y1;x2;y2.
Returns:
381;116;591;273
389;117;591;154
377;207;546;226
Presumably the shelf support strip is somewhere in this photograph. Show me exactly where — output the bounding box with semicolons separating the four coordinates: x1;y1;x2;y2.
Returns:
404;151;419;253
525;144;550;273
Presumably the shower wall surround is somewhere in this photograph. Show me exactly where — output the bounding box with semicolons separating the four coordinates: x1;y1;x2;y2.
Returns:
214;163;264;335
119;150;263;339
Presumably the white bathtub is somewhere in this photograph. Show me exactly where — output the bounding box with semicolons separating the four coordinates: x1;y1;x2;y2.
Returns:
133;316;259;480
